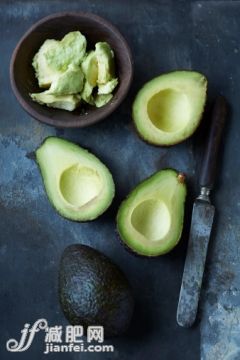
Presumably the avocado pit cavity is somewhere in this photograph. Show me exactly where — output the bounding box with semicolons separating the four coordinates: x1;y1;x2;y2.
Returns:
147;89;190;132
59;165;102;208
131;199;171;241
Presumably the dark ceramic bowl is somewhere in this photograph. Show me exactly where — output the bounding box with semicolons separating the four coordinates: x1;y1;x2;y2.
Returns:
10;12;133;128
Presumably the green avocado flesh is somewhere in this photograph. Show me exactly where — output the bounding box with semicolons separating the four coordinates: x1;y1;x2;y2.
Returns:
95;94;113;108
31;32;118;111
59;244;134;337
32;39;62;88
31;93;81;111
95;42;115;84
47;64;84;95
81;50;98;87
36;137;115;221
133;71;207;146
45;31;87;71
117;169;186;256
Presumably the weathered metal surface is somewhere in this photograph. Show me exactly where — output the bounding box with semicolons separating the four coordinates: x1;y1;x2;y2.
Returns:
0;1;240;360
177;200;215;327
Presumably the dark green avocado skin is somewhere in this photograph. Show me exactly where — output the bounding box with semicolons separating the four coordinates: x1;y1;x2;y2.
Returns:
59;244;134;337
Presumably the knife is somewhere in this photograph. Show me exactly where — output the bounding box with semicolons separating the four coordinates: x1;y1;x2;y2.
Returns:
176;96;227;327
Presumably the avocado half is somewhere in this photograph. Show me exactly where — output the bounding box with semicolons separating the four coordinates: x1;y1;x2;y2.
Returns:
117;169;186;256
36;137;115;221
133;71;207;146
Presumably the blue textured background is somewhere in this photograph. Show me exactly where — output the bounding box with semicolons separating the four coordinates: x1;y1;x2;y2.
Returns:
0;1;239;359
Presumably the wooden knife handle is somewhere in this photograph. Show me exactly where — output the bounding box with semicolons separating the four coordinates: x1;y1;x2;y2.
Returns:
199;96;228;189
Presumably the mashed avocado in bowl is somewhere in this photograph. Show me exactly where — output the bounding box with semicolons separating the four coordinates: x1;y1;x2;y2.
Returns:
31;31;118;111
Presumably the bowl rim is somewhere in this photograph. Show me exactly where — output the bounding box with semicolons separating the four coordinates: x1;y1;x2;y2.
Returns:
10;11;133;128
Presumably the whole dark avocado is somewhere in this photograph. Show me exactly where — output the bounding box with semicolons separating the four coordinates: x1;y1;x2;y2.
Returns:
59;244;134;337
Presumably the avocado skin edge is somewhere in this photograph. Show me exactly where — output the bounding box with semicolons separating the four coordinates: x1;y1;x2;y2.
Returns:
58;244;135;337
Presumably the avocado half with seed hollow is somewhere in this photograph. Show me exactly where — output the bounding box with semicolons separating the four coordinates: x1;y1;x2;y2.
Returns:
117;169;186;256
36;137;115;221
133;71;207;146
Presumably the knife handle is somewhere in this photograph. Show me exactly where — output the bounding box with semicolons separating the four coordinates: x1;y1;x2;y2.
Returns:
199;96;227;190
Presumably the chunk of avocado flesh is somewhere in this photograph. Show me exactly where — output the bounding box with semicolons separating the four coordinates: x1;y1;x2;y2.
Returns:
81;51;98;87
36;137;115;221
81;81;94;105
133;71;207;146
95;42;115;84
95;93;113;108
31;93;81;111
32;39;62;88
47;64;84;95
98;78;118;95
45;31;87;71
117;169;186;256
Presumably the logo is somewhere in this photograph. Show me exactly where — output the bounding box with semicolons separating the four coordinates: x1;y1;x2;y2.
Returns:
6;319;114;354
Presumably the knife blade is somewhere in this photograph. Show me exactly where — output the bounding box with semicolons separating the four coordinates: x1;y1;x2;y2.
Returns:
177;96;228;327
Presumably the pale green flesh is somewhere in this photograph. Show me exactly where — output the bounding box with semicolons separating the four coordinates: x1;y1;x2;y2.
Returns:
36;137;115;221
81;81;94;105
95;42;115;84
30;93;81;111
81;51;98;87
45;31;87;71
133;71;207;145
31;35;118;110
95;94;113;108
31;64;84;111
131;199;171;241
147;89;190;132
117;169;186;256
60;165;102;207
98;78;118;95
47;65;84;95
32;39;62;88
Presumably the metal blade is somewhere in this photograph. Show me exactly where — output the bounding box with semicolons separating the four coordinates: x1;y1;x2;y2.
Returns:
177;200;215;327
